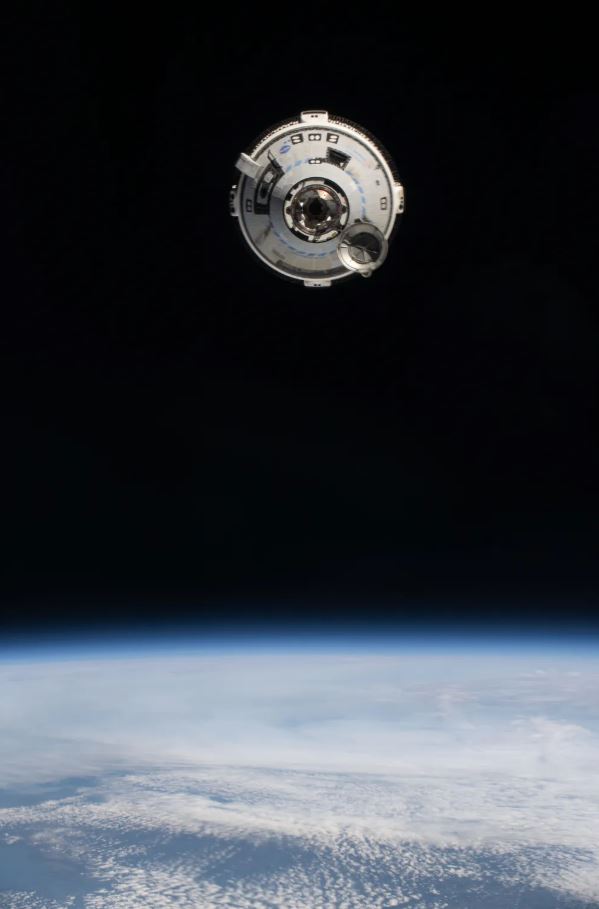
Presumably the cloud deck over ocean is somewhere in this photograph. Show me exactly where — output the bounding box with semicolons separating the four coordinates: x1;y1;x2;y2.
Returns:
1;640;598;907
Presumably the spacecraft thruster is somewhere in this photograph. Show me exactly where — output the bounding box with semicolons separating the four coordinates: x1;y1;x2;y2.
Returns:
229;111;404;287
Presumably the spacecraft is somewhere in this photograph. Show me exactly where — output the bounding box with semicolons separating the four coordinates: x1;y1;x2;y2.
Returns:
229;111;404;287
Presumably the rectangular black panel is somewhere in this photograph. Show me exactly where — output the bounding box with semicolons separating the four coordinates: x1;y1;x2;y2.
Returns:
327;147;351;169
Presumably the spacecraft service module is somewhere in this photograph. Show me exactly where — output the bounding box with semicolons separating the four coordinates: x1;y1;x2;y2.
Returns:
230;111;405;287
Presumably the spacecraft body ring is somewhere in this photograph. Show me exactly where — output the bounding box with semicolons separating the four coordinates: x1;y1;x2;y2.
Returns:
230;111;404;287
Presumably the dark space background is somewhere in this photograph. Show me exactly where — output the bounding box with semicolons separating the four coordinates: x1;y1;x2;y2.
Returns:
1;8;597;636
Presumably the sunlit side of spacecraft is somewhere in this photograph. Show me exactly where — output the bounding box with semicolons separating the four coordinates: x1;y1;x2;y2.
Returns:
230;111;404;287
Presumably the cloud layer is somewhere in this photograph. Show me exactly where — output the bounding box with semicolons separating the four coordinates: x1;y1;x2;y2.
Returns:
0;642;598;905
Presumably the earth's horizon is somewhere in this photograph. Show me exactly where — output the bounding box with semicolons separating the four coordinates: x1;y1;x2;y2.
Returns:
1;634;598;907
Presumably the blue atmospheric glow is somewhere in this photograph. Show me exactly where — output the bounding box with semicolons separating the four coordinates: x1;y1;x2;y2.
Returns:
1;619;598;664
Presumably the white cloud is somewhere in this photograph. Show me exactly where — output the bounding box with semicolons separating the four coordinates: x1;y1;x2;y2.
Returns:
0;647;598;780
0;644;598;905
1;765;599;905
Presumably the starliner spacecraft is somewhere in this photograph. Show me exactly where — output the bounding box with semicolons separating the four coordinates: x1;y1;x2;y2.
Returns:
229;111;404;287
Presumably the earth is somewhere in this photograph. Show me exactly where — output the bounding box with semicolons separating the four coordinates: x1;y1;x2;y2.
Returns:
0;637;598;908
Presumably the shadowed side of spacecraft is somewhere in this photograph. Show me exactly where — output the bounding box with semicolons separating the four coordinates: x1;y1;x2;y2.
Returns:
229;111;404;287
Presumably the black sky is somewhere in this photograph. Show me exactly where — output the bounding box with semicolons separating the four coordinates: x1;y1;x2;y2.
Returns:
1;9;597;634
